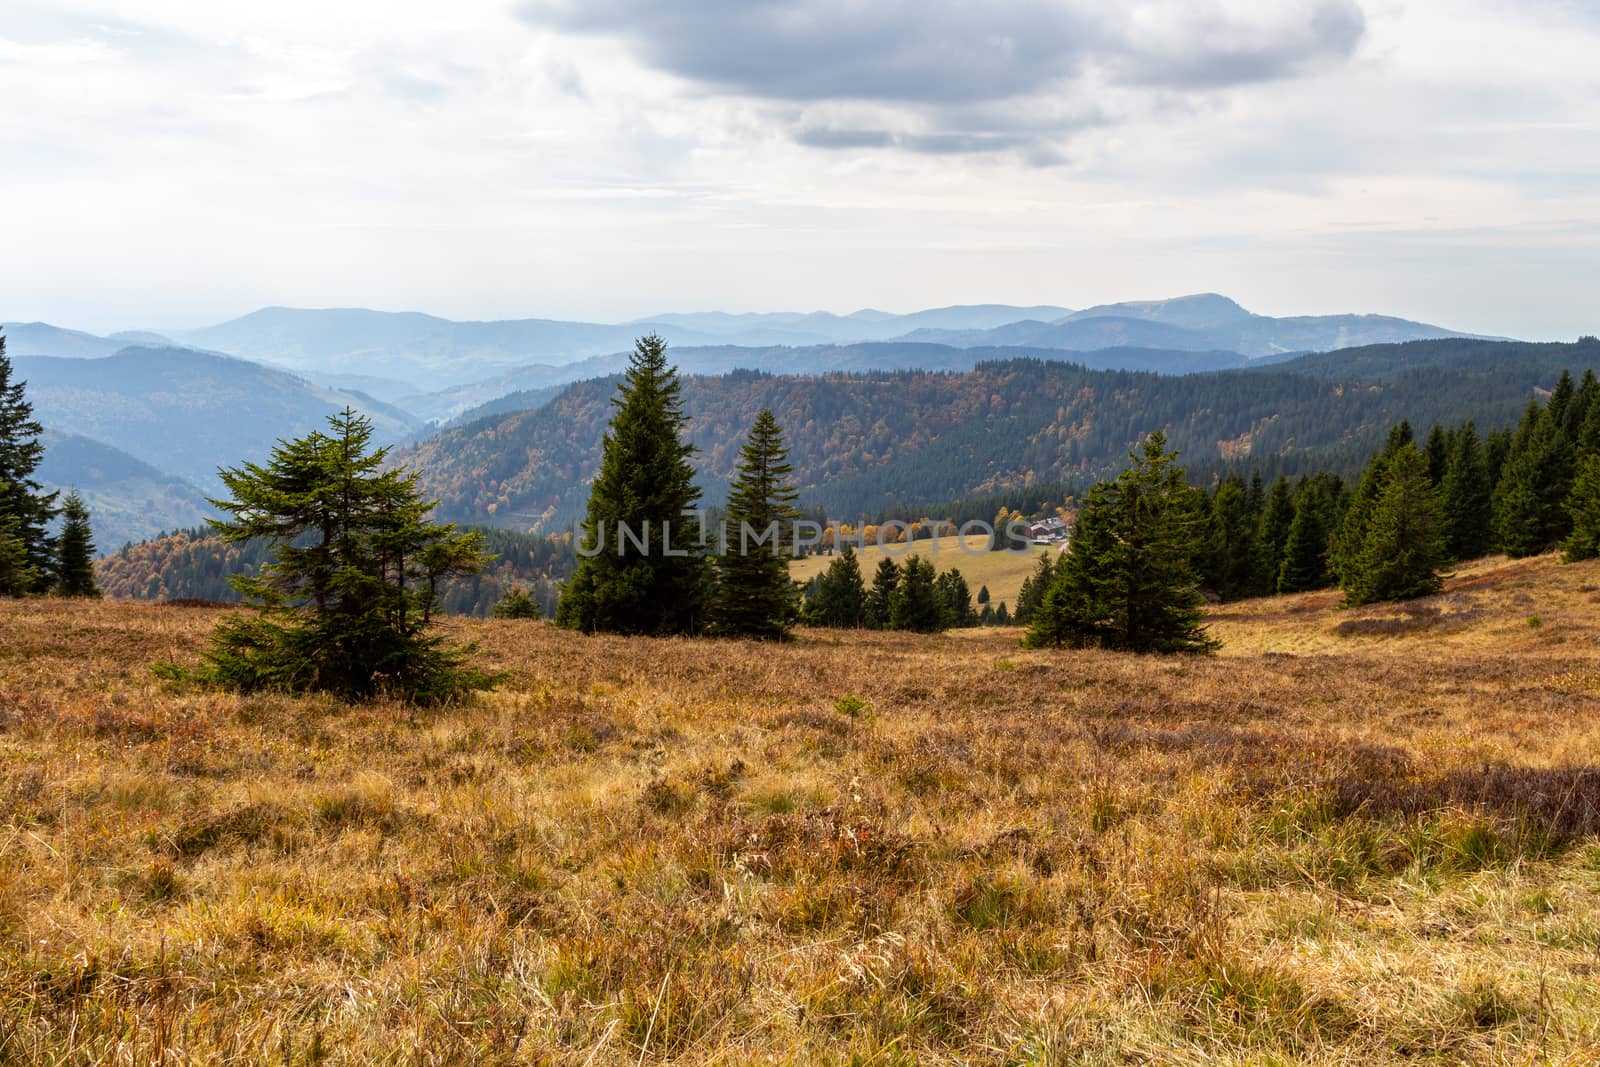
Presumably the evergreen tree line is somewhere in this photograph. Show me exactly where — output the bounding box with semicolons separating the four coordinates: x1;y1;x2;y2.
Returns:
1193;367;1600;605
799;547;983;632
0;332;100;598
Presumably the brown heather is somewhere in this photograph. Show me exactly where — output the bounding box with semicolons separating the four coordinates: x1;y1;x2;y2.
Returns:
2;553;1599;1064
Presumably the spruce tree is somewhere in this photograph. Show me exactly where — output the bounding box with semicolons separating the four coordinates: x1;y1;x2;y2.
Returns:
54;491;101;597
976;584;990;605
1024;482;1119;649
1344;445;1447;605
804;545;867;627
888;555;945;633
935;567;977;628
0;492;36;597
556;336;707;634
0;333;58;593
710;409;801;639
1012;551;1057;625
1203;475;1259;601
993;602;1010;624
865;557;899;629
1562;455;1600;563
1026;433;1214;653
1493;396;1577;556
1439;421;1492;561
194;408;492;703
1255;475;1295;593
1424;423;1451;486
1277;482;1332;593
1332;426;1410;586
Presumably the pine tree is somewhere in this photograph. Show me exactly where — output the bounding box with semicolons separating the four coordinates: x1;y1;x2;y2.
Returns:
710;409;801;639
888;555;945;633
976;584;990;605
1439;421;1492;561
1493;396;1570;557
492;586;542;619
1562;455;1600;563
865;557;899;629
1343;445;1447;605
1332;425;1410;585
1027;433;1215;653
0;332;58;593
804;545;867;627
556;336;708;634
1012;551;1057;625
0;492;36;597
993;602;1010;624
1024;482;1119;649
1255;475;1295;593
54;491;101;597
1202;475;1259;601
1424;423;1451;486
1277;483;1332;594
935;567;977;628
192;408;492;703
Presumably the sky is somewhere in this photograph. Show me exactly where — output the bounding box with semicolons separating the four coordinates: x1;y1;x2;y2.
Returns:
4;0;1598;339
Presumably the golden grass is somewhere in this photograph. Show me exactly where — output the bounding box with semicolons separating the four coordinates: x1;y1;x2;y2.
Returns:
3;553;1600;1063
789;534;1057;609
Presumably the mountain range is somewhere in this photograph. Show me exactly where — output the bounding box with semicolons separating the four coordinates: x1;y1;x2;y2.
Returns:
0;294;1538;552
4;294;1488;394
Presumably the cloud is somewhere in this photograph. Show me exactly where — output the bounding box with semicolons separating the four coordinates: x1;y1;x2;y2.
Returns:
517;0;1367;157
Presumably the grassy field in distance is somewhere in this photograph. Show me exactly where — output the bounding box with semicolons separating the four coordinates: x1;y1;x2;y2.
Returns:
789;532;1060;609
3;552;1600;1061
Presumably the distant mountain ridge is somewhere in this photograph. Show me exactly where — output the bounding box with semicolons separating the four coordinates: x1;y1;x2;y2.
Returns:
898;294;1493;357
9;293;1488;393
14;346;420;494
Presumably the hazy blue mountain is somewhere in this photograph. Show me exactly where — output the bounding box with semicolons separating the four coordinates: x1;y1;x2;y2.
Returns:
15;346;421;492
36;430;214;550
173;307;727;386
638;304;1074;344
403;341;1250;422
1062;293;1254;330
1;322;125;358
892;295;1488;356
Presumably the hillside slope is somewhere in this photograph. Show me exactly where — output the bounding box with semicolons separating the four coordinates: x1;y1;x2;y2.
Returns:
36;431;213;549
402;339;1600;530
15;346;420;492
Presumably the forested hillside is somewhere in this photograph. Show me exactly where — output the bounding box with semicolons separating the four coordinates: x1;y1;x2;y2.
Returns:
35;431;213;548
402;339;1600;530
95;526;573;617
14;346;419;492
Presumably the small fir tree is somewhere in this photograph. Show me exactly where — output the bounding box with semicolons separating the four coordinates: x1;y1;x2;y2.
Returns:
1026;433;1215;654
54;490;101;597
865;556;899;629
191;408;492;703
804;545;867;627
710;409;802;639
1343;445;1447;605
888;555;945;633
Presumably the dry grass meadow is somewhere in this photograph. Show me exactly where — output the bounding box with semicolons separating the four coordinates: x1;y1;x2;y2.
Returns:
3;553;1600;1063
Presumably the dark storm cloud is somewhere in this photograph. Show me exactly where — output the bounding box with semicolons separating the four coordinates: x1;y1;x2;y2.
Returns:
517;0;1367;157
